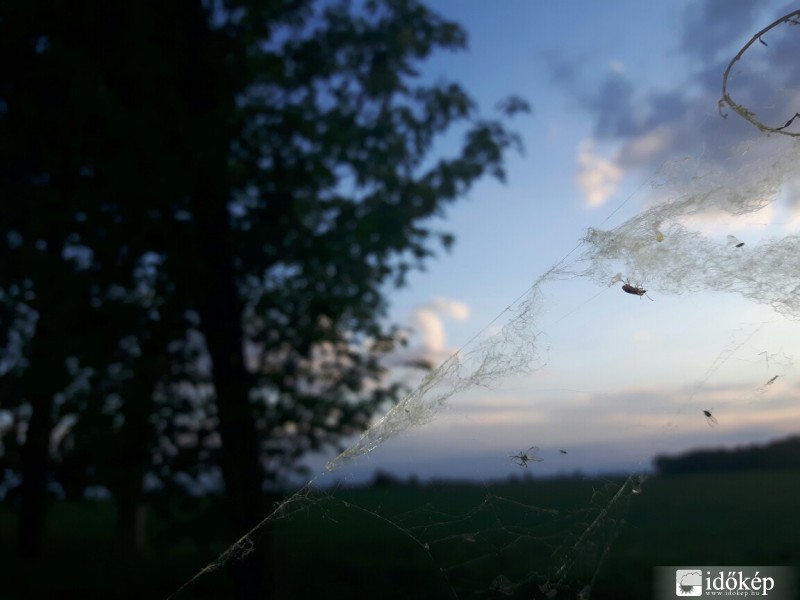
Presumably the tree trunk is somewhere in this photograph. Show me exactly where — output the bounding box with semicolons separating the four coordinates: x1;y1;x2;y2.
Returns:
109;320;172;554
18;255;68;560
18;351;55;560
195;197;273;598
180;4;273;595
112;361;156;555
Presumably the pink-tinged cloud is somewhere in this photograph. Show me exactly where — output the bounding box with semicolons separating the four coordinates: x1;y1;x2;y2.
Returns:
410;298;470;360
383;298;470;370
576;139;623;207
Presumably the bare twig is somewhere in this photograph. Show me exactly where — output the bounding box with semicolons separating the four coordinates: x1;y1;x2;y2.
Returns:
719;9;800;136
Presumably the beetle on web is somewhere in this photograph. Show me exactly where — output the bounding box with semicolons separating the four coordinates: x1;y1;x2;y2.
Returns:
621;280;654;301
612;273;654;300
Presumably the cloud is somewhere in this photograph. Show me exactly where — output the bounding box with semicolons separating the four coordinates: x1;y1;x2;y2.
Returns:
541;49;584;86
547;2;800;200
411;298;469;356
616;126;674;167
681;0;762;61
642;90;687;131
576;139;623;207
384;298;470;369
426;297;470;321
587;70;639;138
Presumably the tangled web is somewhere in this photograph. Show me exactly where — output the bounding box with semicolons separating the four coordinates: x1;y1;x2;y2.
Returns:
170;23;800;600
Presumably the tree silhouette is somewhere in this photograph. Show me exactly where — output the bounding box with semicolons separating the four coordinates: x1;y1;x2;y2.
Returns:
0;0;528;596
0;0;202;560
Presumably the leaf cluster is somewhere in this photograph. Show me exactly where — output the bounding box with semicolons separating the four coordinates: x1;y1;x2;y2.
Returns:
0;0;529;497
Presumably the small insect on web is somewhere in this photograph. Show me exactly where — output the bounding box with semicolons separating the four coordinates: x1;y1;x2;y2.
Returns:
776;112;800;132
727;234;745;248
509;446;544;467
621;280;654;301
703;410;718;426
765;375;778;385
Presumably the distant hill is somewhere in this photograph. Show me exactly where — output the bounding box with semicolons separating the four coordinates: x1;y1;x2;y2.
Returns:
655;435;800;475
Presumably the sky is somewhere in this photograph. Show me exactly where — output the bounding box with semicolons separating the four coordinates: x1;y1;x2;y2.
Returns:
307;0;800;485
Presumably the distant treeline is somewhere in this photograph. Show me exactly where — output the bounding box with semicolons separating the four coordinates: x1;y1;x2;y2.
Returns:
655;435;800;475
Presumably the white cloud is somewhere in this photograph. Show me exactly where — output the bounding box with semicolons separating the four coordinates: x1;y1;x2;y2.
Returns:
427;297;470;321
413;307;447;354
383;298;470;370
411;298;470;357
618;126;673;166
576;139;624;207
679;203;777;237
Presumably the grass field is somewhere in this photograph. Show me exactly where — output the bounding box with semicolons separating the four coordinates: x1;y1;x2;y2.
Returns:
2;468;798;599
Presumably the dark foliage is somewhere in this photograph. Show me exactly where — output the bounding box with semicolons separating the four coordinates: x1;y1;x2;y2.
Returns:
655;435;800;475
0;2;527;593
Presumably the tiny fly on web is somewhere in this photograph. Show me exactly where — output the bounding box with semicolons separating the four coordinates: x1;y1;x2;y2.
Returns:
703;410;718;426
727;235;745;248
509;446;544;467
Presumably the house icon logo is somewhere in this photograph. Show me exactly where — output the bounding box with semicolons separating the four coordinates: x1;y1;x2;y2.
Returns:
675;569;703;596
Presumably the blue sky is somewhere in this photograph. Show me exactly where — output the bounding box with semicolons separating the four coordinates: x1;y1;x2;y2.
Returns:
309;1;800;485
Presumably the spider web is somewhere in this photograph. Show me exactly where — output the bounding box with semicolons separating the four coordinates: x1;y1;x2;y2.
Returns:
168;21;800;600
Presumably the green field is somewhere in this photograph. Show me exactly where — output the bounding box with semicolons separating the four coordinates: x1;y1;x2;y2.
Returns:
2;469;799;599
